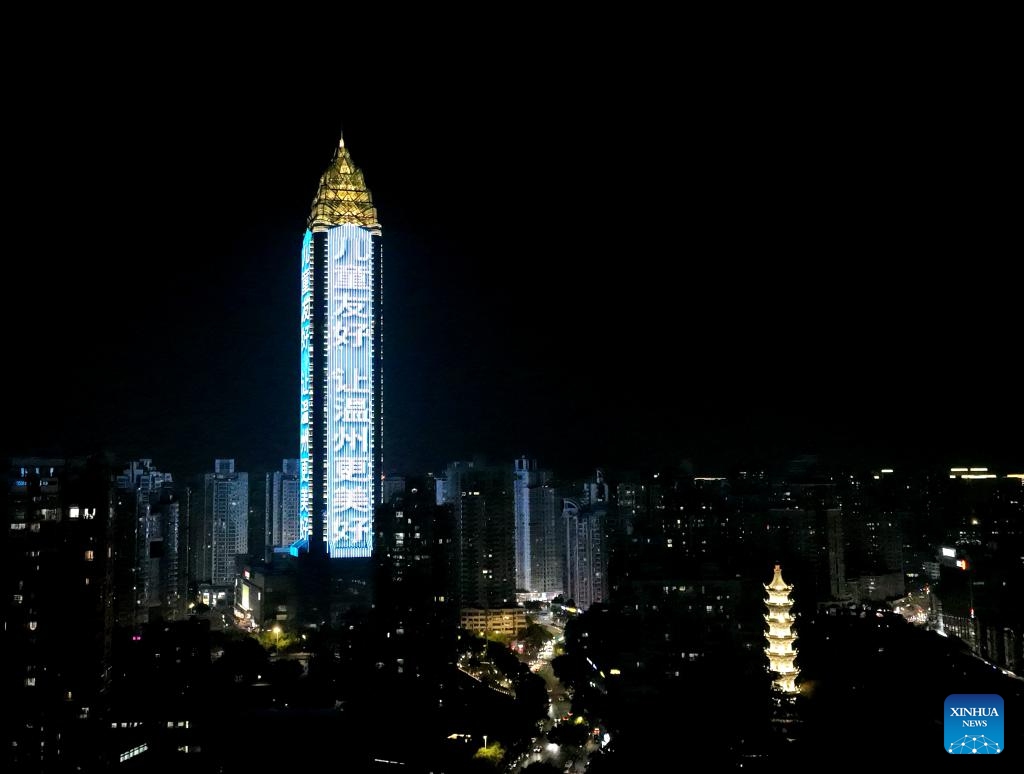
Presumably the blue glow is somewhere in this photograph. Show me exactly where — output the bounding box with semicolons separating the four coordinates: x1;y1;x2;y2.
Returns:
325;225;375;558
299;229;313;545
298;225;376;559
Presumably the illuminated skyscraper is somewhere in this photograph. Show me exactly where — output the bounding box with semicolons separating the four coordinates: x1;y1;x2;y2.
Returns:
297;135;382;559
513;457;562;596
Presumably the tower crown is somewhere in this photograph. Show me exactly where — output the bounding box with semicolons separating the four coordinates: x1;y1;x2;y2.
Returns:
308;133;379;229
765;563;794;594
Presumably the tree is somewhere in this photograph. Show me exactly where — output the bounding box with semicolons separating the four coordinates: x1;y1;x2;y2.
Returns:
212;635;269;685
486;639;524;679
523;622;553;651
472;741;506;767
514;671;549;721
256;626;296;652
457;629;487;658
548;720;590;748
551;653;585;686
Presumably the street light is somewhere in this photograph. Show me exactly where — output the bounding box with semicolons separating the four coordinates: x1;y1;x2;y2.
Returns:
273;625;281;648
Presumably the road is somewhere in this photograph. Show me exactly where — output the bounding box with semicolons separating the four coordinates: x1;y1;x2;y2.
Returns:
507;620;600;773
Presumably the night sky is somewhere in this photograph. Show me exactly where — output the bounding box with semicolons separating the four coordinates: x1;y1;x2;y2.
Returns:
4;43;1020;480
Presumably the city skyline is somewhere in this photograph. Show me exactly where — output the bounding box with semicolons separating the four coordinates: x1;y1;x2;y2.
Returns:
5;68;1020;480
5;34;1021;771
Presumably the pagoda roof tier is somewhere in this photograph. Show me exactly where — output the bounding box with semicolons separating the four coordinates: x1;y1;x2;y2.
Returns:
765;564;794;593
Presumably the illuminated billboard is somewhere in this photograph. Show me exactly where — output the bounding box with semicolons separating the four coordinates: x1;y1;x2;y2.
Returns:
298;224;376;559
299;229;313;546
326;225;375;558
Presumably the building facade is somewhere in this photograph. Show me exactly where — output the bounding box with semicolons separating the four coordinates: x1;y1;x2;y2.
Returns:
3;456;115;771
266;459;300;553
114;459;183;625
298;135;383;560
374;483;458;675
459;608;527;639
203;459;248;588
564;502;607;611
513;457;564;597
439;461;517;612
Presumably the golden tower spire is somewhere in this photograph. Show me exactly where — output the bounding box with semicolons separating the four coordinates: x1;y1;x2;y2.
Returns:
307;133;379;230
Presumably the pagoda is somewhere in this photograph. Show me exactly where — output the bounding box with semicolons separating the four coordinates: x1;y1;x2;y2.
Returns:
764;563;799;694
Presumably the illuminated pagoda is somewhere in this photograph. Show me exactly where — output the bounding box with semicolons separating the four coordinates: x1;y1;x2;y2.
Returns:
764;563;799;694
295;133;383;560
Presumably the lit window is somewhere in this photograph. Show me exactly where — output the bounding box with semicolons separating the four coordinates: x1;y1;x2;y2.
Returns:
84;550;94;561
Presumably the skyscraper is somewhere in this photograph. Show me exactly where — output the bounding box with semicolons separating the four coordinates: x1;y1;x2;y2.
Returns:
114;459;183;625
298;134;382;560
203;459;248;587
3;456;115;771
513;458;545;591
564;471;609;610
513;457;565;598
266;458;300;553
439;461;517;610
374;482;458;675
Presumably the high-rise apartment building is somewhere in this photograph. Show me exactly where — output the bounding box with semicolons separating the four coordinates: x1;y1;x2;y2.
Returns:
203;459;248;587
439;461;516;611
513;457;564;597
266;459;300;553
564;471;609;610
114;459;183;625
3;456;115;771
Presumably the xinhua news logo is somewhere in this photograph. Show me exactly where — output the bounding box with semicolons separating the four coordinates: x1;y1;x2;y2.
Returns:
944;694;1004;754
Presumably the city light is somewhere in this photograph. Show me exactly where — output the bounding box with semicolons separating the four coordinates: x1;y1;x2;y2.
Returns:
6;104;1020;774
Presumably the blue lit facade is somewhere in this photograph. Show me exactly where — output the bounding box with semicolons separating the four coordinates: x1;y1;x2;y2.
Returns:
296;136;382;560
299;230;313;548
